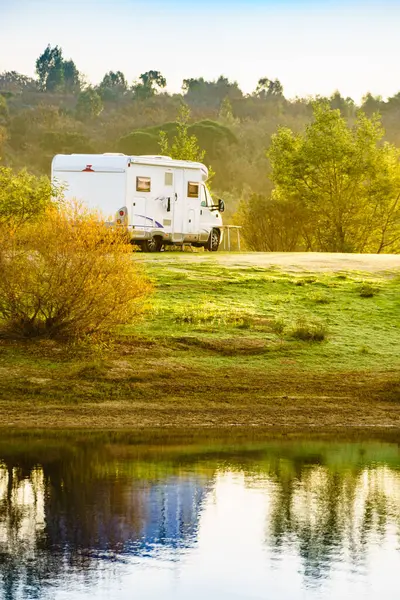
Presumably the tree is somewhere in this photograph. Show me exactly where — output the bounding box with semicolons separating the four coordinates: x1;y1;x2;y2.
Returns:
0;95;8;123
0;126;7;156
268;102;400;253
159;106;215;183
62;59;81;93
159;105;205;162
329;91;355;117
36;45;64;91
255;78;284;99
366;143;400;253
361;93;385;116
0;71;37;92
132;71;166;100
0;166;55;228
98;70;127;101
219;97;237;125
75;88;103;120
183;76;242;108
35;45;81;93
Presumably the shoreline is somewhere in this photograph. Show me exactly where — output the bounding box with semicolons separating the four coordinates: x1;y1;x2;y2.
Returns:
1;367;399;430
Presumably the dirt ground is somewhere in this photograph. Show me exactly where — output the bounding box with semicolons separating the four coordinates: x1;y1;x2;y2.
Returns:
137;252;400;273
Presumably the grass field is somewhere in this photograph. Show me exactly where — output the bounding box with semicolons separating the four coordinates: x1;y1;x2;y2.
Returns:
1;253;399;429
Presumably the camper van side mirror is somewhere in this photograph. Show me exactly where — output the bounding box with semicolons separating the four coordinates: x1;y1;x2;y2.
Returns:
200;200;206;207
218;199;225;213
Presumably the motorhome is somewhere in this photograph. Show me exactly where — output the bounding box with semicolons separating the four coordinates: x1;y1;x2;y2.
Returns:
51;153;225;251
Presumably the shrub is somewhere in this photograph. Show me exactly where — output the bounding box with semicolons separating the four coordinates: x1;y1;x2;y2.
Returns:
310;291;331;304
0;203;151;339
237;193;304;252
174;300;253;327
359;283;378;298
287;317;327;341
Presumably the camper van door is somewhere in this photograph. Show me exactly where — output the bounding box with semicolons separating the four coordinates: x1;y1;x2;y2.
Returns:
171;168;184;240
184;170;200;236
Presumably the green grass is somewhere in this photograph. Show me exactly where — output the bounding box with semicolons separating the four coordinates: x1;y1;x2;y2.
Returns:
132;258;400;372
0;255;399;429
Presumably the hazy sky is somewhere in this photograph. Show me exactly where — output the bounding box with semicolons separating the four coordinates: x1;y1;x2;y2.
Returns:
1;0;399;101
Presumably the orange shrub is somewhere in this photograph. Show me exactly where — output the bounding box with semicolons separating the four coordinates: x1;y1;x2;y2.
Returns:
0;202;151;338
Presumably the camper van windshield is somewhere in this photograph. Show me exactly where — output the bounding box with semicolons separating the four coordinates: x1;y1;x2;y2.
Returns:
204;186;213;207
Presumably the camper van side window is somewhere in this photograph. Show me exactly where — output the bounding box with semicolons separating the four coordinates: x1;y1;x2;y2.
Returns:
136;177;151;192
165;172;173;186
188;182;199;198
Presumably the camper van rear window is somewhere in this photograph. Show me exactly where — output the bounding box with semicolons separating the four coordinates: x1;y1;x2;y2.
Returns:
188;182;199;198
136;177;151;192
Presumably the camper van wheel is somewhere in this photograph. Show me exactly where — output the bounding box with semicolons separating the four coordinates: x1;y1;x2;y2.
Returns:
142;236;163;252
207;229;220;252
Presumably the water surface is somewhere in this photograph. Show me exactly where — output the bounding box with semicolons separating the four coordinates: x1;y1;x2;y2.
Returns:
1;433;400;599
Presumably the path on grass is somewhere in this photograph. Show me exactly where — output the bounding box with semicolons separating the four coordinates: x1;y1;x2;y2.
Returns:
137;252;400;273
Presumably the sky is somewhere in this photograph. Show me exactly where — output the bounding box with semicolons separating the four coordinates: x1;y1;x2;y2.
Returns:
1;0;400;102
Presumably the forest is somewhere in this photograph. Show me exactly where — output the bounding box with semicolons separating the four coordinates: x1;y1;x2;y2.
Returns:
1;44;400;252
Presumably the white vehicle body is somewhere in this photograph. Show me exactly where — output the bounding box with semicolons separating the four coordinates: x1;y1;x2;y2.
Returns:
51;153;224;251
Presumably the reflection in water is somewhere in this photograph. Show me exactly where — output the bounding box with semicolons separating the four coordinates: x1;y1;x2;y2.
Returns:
263;463;400;585
1;438;400;599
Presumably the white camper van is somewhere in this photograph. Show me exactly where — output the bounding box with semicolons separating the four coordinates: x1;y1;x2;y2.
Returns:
51;153;225;251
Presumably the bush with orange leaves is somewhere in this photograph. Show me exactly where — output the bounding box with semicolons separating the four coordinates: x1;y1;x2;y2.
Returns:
0;202;152;339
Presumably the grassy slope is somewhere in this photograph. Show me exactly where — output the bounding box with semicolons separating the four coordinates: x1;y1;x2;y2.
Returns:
0;255;399;429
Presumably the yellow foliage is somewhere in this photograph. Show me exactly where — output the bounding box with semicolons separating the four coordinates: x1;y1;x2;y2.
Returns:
0;202;152;338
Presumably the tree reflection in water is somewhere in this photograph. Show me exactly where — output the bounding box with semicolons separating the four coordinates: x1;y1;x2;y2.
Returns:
1;438;400;599
262;451;400;585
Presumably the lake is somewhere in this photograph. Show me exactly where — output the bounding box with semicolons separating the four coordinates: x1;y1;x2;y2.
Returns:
1;432;400;599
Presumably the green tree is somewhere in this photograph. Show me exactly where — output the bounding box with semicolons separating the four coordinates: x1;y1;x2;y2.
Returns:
159;106;215;182
0;95;8;123
75;88;103;120
183;76;242;108
0;166;55;227
98;70;127;101
329;91;355;117
36;45;64;92
268;102;400;253
361;93;385;116
255;77;284;99
62;59;81;93
0;126;7;157
159;105;206;162
133;71;166;100
219;97;237;125
35;45;80;93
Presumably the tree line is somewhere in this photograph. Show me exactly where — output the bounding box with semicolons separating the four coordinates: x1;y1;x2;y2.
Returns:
1;44;400;252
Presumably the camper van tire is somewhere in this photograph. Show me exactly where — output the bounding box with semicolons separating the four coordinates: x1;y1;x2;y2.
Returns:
141;236;163;252
207;229;220;252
